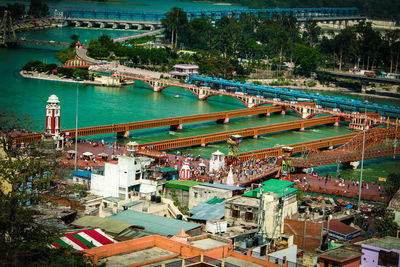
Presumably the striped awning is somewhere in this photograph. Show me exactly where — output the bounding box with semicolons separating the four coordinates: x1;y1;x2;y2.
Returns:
51;228;115;251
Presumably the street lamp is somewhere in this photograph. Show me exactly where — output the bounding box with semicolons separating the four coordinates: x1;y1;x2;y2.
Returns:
358;100;368;211
74;80;80;171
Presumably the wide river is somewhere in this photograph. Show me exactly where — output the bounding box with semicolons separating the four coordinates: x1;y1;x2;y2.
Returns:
1;0;399;182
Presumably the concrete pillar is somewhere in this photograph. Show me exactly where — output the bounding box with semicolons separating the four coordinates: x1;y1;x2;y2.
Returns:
201;143;206;147
334;121;339;126
266;112;270;116
329;146;333;150
281;110;286;115
117;131;129;138
300;127;305;131
217;118;229;124
112;23;118;29
87;22;93;28
99;22;105;28
253;135;258;139
170;124;183;131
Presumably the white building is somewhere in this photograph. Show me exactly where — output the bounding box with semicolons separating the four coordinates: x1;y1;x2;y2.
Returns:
91;156;143;199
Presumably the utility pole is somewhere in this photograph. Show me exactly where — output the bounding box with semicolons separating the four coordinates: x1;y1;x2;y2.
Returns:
74;82;79;171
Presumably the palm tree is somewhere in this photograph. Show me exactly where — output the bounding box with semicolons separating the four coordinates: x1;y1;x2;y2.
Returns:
161;7;188;49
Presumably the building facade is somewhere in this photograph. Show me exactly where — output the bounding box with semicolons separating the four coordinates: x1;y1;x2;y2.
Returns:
91;156;143;199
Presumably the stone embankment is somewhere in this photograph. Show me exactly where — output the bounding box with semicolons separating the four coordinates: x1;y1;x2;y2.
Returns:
19;70;131;87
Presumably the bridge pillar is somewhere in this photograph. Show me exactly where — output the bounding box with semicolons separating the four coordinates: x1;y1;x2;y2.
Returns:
266;112;271;116
112;23;118;29
132;24;142;30
170;124;183;131
334;121;339;126
87;21;93;28
349;161;360;169
121;23;129;29
198;89;208;100
217;118;229;124
281;110;286;115
117;131;130;139
99;22;105;28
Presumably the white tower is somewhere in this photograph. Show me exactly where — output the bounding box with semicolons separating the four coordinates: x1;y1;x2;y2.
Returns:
45;94;61;137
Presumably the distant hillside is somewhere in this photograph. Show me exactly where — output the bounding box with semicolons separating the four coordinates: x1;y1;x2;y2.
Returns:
197;0;400;21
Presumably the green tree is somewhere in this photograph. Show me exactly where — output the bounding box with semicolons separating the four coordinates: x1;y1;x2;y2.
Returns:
385;172;400;198
0;110;96;266
303;19;321;47
293;44;320;76
28;0;49;18
57;47;76;63
375;215;399;237
161;7;188;48
384;29;400;73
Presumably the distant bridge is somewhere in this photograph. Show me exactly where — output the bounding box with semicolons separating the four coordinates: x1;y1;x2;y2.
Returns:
321;70;400;85
188;75;400;118
59;7;363;23
63;18;162;30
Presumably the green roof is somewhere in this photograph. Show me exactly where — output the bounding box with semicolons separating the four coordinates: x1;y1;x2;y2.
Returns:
165;180;203;191
72;216;133;234
107;210;201;236
206;197;225;205
159;167;179;172
243;179;297;198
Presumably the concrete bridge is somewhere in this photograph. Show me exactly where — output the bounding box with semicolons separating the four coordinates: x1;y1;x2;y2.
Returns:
115;72;395;128
63;18;162;30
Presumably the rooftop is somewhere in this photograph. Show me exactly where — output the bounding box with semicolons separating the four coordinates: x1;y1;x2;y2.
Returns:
99;246;177;266
200;183;244;191
165;180;204;191
173;64;199;69
225;196;260;207
72;170;91;179
107;210;201;236
319;246;362;262
361;236;400;251
243;179;297;198
189;198;225;221
323;219;360;236
191;238;228;250
72;216;135;235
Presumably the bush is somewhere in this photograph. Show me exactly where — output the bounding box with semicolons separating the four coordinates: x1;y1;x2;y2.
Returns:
307;81;317;87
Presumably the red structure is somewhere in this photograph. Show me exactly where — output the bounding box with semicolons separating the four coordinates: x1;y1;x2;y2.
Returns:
288;127;400;167
63;58;90;68
45;94;61;137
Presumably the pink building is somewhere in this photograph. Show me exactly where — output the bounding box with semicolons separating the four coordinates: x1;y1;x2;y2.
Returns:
169;64;199;79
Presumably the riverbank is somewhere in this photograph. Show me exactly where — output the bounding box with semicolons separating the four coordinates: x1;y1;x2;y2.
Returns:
13;18;62;33
19;70;133;87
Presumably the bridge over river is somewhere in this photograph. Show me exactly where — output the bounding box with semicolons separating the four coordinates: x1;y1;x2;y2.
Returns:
60;7;363;23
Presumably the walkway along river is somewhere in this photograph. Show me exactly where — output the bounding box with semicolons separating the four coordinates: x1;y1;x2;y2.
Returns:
1;16;400;181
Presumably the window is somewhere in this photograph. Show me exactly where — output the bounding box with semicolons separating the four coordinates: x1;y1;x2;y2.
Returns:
194;192;198;198
232;209;240;218
245;212;253;221
378;251;399;266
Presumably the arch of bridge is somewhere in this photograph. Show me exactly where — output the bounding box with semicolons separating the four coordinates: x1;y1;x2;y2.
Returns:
200;92;249;107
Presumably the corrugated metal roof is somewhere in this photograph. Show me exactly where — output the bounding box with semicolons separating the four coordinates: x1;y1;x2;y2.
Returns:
51;228;114;251
243;179;297;198
72;170;91;179
107;210;201;236
200;183;244;191
206;197;225;205
189;198;225;221
72;216;133;234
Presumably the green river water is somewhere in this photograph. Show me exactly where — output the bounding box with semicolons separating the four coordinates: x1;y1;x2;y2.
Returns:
1;0;399;182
